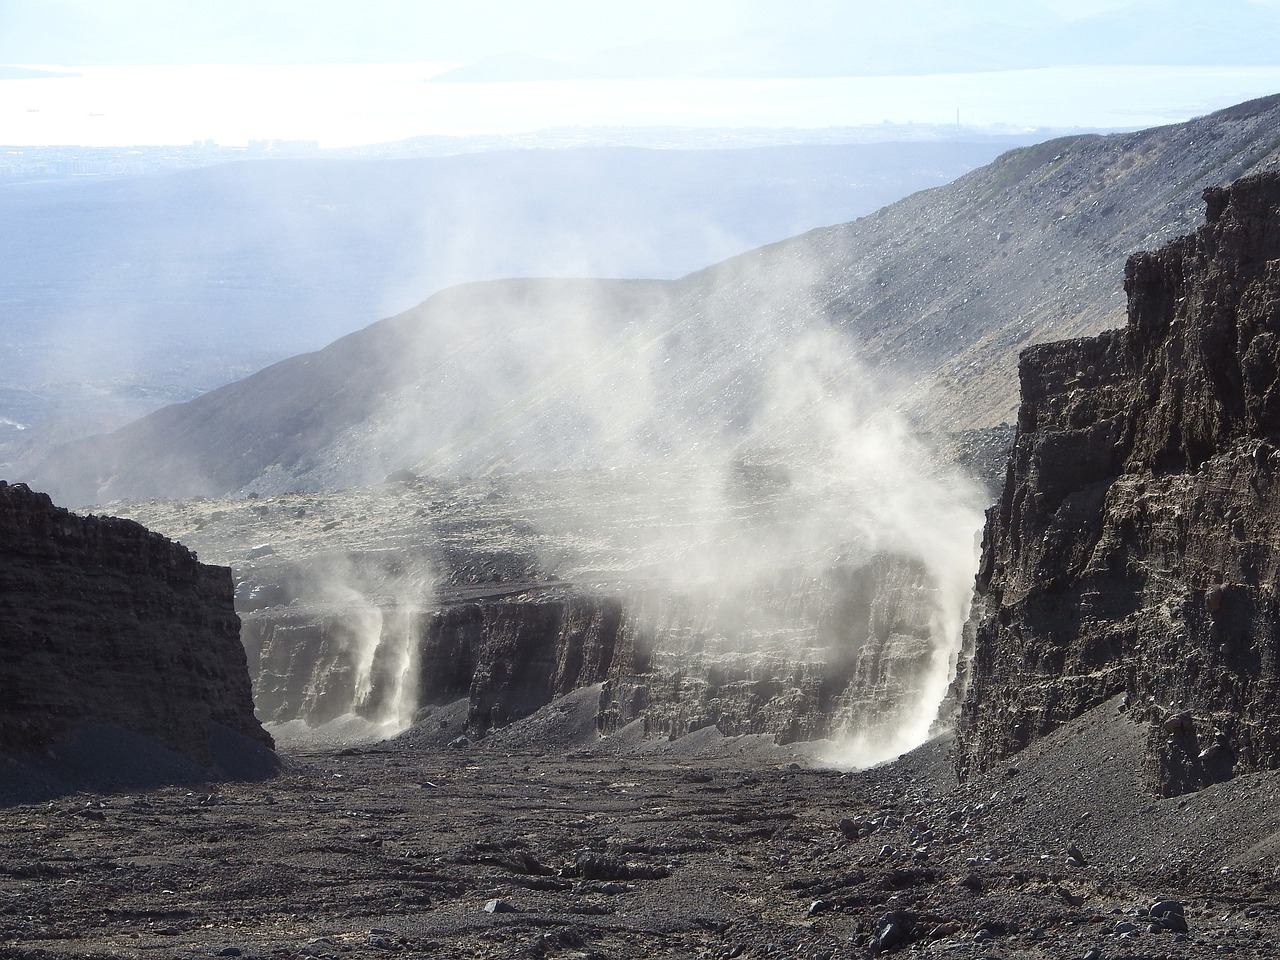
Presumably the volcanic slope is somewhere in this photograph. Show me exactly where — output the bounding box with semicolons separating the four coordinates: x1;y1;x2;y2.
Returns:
24;94;1280;506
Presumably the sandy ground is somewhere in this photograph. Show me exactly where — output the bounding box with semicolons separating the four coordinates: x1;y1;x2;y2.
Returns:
2;692;1280;960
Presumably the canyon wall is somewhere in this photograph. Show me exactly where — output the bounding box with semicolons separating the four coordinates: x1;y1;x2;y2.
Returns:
242;554;952;750
956;173;1280;794
0;481;275;774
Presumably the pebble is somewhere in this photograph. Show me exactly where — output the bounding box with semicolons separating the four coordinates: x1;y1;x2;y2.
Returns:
216;949;243;958
484;898;518;913
1150;899;1184;918
1148;899;1188;933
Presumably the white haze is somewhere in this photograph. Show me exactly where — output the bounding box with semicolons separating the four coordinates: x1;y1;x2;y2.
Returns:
264;553;431;745
7;64;1280;146
293;250;990;762
238;258;988;762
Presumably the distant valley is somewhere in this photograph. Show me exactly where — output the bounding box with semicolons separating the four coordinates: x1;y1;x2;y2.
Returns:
23;94;1280;506
0;137;1033;468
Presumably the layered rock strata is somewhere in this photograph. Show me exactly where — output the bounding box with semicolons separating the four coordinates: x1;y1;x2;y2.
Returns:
242;555;949;747
0;481;274;770
956;173;1280;794
246;589;639;735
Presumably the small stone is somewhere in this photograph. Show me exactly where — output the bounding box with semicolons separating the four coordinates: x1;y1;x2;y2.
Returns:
1206;586;1225;613
1154;913;1188;934
1114;920;1138;934
484;898;518;913
448;736;470;749
216;949;243;958
1083;948;1102;960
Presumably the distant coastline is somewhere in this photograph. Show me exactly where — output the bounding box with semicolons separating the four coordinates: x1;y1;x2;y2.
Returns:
2;63;1280;148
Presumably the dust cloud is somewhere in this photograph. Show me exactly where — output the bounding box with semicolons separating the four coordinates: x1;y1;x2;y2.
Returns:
260;554;431;746
348;256;989;765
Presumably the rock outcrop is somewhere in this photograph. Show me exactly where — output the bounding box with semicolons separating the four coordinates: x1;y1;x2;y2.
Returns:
956;173;1280;794
242;550;953;753
245;589;639;735
0;481;275;788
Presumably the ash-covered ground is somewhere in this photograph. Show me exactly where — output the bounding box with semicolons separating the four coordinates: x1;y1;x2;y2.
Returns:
3;690;1280;960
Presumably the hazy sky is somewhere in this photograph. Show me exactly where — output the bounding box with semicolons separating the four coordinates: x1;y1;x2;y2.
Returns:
2;0;1279;68
2;0;1279;146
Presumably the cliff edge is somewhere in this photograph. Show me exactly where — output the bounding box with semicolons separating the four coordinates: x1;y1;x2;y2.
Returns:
0;481;276;799
956;172;1280;795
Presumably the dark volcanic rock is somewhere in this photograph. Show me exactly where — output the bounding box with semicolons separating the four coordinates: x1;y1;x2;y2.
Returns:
244;557;950;751
956;173;1280;795
0;480;275;791
246;588;639;736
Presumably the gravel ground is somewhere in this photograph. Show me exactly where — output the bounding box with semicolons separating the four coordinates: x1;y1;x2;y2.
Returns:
2;694;1279;960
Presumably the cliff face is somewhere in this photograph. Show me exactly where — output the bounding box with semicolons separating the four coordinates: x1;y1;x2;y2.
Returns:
956;173;1280;794
242;555;951;751
246;590;639;735
0;481;274;770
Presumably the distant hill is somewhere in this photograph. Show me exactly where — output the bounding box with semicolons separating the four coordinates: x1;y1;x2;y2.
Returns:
21;94;1280;506
0;138;1036;465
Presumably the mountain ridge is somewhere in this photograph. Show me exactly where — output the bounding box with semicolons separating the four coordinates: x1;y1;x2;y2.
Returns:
20;94;1280;506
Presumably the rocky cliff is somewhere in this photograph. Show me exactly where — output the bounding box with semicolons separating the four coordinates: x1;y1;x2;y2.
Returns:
245;588;639;736
956;172;1280;795
242;556;948;753
0;481;275;785
128;459;978;755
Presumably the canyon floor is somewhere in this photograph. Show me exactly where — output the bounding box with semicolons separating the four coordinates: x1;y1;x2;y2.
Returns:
3;690;1280;960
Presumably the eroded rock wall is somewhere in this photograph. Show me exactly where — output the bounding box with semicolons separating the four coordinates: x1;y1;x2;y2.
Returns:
0;481;273;766
956;173;1280;794
599;556;947;746
244;554;951;748
245;590;639;735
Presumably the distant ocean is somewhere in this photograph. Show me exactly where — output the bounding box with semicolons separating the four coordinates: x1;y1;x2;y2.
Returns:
3;63;1280;148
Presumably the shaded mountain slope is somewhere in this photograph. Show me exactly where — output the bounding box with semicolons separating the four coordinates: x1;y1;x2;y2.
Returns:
680;93;1280;430
22;95;1280;505
0;141;1019;390
0;139;1036;474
